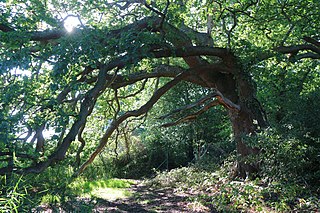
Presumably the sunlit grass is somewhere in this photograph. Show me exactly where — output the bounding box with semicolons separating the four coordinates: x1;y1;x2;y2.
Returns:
82;178;134;191
68;178;135;201
91;187;132;201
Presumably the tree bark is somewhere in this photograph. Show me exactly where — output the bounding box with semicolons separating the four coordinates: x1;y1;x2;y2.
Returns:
225;72;267;179
229;109;260;179
195;54;268;179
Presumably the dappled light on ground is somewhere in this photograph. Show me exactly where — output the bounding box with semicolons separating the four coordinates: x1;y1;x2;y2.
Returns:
7;168;320;212
92;187;131;201
33;177;215;212
77;180;213;212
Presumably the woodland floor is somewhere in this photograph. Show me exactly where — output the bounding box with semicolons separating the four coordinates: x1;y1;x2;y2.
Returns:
33;180;216;213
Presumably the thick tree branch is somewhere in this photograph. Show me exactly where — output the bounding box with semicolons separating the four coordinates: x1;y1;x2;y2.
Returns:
151;46;229;61
82;59;232;91
35;124;45;153
294;52;320;60
29;29;68;41
21;65;112;174
253;43;320;65
275;44;320;55
215;89;241;111
74;125;86;168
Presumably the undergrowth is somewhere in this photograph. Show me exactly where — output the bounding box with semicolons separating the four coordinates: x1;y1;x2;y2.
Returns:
1;165;319;212
0;167;135;212
148;166;320;212
0;175;30;213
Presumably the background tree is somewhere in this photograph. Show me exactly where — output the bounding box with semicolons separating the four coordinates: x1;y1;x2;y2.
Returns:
0;0;319;179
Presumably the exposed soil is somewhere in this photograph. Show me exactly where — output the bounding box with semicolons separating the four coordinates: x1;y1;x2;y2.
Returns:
33;180;217;213
94;180;216;212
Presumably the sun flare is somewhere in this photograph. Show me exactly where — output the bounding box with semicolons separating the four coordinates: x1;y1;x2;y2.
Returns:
63;15;81;32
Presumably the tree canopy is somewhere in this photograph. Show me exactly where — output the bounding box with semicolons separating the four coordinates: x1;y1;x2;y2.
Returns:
0;0;319;178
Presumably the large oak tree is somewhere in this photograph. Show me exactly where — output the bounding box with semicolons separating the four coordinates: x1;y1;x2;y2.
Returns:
0;0;319;178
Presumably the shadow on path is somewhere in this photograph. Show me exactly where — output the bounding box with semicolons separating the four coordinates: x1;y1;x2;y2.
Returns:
94;180;217;212
34;180;218;212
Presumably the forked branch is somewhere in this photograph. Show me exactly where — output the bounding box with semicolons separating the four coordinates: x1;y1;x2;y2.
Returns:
159;93;218;119
160;89;240;128
161;100;220;127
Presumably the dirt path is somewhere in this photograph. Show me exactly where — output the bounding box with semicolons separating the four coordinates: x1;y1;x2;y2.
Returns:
34;180;216;212
93;180;215;212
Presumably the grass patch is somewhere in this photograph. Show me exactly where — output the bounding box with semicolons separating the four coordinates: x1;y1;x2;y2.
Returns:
22;177;136;212
84;178;134;189
41;194;61;204
68;178;134;200
75;178;133;193
91;187;132;201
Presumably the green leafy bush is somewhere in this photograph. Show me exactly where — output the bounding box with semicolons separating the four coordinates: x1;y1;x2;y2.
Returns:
148;167;219;192
149;167;320;212
246;128;320;186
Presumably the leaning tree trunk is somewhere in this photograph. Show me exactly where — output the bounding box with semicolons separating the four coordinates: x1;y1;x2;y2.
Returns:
227;72;268;179
196;55;268;179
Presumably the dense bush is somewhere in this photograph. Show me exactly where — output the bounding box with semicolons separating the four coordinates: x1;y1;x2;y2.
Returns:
239;128;319;189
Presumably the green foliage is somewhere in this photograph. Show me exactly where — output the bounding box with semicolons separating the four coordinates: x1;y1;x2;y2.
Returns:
240;128;320;190
0;175;30;213
148;167;219;192
1;0;320;211
149;166;320;212
86;81;234;179
208;180;319;212
0;165;135;212
69;178;134;195
253;58;320;186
